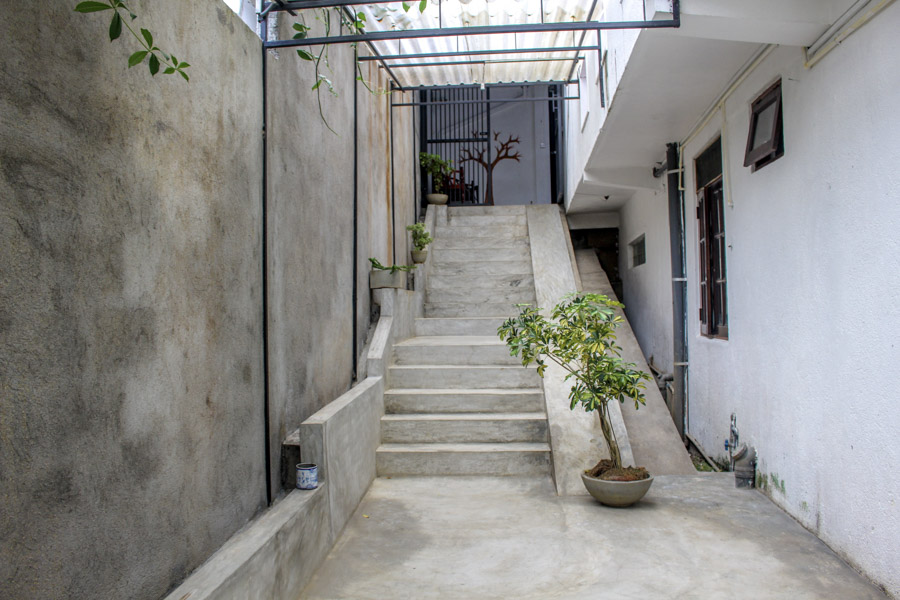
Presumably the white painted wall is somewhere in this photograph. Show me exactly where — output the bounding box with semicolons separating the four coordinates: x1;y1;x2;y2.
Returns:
679;10;900;595
618;185;674;374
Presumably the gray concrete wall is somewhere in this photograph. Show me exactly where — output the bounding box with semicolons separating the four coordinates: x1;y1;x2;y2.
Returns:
0;1;266;599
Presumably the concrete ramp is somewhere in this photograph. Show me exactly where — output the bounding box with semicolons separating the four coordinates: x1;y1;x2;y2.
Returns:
575;250;695;476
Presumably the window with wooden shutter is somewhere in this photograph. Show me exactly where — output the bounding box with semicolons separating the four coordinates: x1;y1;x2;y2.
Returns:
695;138;728;339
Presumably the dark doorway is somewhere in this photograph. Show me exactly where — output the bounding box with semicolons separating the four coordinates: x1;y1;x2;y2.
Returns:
570;228;622;300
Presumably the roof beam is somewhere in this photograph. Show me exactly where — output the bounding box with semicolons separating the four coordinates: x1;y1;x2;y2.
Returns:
263;17;682;48
358;45;600;61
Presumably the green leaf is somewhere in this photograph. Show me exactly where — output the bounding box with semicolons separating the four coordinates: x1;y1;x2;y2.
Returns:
74;2;113;13
140;28;153;48
312;79;322;91
129;12;137;20
148;53;160;75
296;50;314;61
164;67;176;74
402;2;411;11
127;50;148;67
177;62;190;68
419;0;427;11
108;12;122;41
179;70;190;82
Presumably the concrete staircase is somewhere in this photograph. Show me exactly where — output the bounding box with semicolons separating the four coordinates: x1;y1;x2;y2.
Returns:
376;206;552;476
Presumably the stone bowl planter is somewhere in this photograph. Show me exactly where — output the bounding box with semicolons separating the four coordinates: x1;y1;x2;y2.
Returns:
370;269;407;289
581;472;654;508
426;193;448;205
411;250;427;264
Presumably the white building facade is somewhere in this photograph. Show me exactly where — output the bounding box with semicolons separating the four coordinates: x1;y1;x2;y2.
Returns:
566;1;900;596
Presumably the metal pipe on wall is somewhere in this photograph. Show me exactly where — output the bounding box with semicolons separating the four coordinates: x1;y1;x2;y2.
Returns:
666;142;688;439
259;19;273;506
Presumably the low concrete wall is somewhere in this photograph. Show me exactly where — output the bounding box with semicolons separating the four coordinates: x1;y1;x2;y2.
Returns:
525;205;634;495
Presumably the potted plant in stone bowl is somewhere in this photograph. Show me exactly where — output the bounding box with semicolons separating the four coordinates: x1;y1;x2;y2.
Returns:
406;222;434;264
419;152;453;205
369;258;414;289
498;293;653;507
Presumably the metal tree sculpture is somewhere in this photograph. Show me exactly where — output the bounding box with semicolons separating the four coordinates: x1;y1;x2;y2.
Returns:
459;131;522;205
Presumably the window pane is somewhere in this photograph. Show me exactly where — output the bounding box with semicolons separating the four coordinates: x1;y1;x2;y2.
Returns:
695;138;722;190
751;102;777;150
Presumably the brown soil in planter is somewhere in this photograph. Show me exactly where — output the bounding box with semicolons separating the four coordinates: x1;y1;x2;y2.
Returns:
586;459;650;482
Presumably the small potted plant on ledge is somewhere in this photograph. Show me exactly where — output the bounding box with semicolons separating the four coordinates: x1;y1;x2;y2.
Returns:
368;258;414;289
498;293;654;507
419;152;453;205
406;222;434;264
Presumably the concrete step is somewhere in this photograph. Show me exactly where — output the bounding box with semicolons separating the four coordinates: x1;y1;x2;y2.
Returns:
447;205;526;216
432;237;530;250
384;388;545;414
426;286;535;305
432;247;532;262
429;260;533;277
376;442;551;476
393;336;519;366
382;413;548;444
414;317;508;336
428;271;534;290
444;215;526;227
425;302;526;318
388;365;540;389
435;224;528;238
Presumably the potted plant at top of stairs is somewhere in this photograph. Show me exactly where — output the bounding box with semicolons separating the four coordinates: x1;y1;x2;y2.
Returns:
369;258;413;289
498;293;654;507
419;152;453;205
406;222;434;264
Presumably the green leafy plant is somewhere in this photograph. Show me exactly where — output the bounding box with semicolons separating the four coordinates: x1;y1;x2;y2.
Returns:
419;152;453;194
406;222;434;251
368;258;414;274
498;293;651;470
74;1;190;81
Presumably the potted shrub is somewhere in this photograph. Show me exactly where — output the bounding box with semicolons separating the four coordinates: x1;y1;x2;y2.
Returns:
419;152;453;205
406;222;434;264
498;293;654;507
368;258;414;289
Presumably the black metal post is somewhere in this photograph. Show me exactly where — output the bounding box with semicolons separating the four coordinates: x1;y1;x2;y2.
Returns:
260;19;273;507
352;50;359;380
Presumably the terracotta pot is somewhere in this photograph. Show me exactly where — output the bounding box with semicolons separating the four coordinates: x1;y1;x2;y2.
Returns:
580;472;654;507
411;250;428;264
369;269;407;289
426;193;448;205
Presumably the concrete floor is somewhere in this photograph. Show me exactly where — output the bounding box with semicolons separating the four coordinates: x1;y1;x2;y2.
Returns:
301;474;885;599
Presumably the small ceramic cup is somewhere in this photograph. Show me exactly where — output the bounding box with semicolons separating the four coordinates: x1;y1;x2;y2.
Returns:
296;463;318;490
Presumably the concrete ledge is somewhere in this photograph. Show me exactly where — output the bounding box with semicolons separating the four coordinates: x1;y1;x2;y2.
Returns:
164;485;332;600
525;205;634;496
299;376;385;541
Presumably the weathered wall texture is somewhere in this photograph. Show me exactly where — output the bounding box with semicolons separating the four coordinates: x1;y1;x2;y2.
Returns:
680;14;900;596
0;1;266;599
265;25;417;492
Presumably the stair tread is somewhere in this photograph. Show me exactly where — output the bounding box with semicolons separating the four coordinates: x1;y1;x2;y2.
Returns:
385;387;541;394
395;336;508;346
382;412;546;421
390;364;536;370
377;442;550;452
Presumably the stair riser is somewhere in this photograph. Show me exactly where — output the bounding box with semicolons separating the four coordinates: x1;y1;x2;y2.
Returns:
444;215;526;227
428;273;534;290
433;247;532;263
435;224;528;238
446;205;526;216
433;237;529;250
429;261;533;277
393;345;520;366
382;419;548;444
376;449;550;476
426;288;535;305
385;391;545;414
389;367;540;389
414;318;507;336
425;303;526;318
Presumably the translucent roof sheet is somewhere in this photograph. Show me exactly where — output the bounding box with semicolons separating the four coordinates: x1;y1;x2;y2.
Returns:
358;0;602;87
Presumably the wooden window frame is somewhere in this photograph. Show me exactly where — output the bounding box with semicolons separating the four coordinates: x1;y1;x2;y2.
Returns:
696;139;728;340
743;80;784;170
